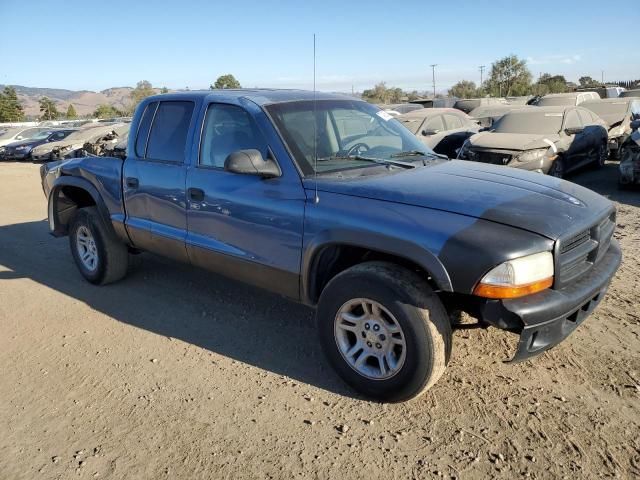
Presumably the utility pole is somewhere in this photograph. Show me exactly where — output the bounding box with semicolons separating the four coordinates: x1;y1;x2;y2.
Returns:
479;65;485;95
601;70;604;84
430;64;437;98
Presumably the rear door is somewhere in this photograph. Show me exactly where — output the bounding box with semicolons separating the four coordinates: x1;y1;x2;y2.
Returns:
185;100;305;299
123;100;196;262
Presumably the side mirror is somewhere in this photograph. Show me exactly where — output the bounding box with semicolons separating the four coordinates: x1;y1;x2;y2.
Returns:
422;128;440;136
224;149;280;178
564;126;584;135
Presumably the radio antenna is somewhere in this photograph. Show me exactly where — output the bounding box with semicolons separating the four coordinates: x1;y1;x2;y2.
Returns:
313;33;319;204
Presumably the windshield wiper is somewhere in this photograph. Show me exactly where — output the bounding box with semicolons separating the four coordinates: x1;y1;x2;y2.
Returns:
325;154;415;169
391;150;447;162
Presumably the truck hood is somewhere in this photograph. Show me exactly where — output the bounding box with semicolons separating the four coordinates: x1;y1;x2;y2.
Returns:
307;160;611;240
469;131;560;151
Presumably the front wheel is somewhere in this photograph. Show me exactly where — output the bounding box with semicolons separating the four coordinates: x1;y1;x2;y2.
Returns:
317;262;452;402
69;207;129;285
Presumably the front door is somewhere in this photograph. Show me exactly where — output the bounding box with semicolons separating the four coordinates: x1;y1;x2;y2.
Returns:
185;102;305;299
123;100;196;262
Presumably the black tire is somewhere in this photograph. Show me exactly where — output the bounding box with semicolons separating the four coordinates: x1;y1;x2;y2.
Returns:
548;156;565;178
594;141;607;168
69;207;129;285
317;261;452;402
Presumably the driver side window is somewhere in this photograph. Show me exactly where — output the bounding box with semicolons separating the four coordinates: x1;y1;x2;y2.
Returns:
199;104;267;168
423;115;445;133
563;110;581;130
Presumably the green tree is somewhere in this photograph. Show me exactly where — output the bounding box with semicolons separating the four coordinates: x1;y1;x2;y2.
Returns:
39;97;59;120
126;80;155;114
93;104;122;119
0;86;25;122
483;55;532;97
211;74;241;89
578;76;599;87
66;104;77;119
448;80;478;99
160;86;169;94
538;73;568;94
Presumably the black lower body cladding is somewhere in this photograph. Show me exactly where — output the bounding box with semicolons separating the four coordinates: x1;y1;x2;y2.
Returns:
478;239;621;361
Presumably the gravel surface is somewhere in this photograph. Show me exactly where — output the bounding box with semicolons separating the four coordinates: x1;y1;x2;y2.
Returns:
0;162;638;479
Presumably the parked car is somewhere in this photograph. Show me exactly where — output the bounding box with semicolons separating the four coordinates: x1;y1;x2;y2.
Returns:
0;129;75;161
410;98;458;108
0;126;52;148
618;120;640;186
397;108;479;158
31;124;129;162
581;98;640;158
458;106;608;178
469;104;533;128
619;89;640;98
535;92;600;107
576;86;625;99
41;90;620;402
453;97;507;114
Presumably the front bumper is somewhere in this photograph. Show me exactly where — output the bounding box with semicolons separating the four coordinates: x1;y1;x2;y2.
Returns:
478;239;621;362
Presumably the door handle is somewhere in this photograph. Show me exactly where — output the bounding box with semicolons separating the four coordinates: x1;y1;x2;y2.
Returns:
188;188;205;201
126;177;139;188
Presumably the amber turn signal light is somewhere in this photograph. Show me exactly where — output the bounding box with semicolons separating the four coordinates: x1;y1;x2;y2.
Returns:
473;277;553;299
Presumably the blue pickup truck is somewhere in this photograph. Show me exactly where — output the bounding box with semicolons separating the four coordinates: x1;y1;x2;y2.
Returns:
41;90;621;401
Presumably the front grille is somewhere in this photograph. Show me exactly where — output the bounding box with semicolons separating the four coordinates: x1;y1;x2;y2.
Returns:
473;150;512;165
555;210;616;288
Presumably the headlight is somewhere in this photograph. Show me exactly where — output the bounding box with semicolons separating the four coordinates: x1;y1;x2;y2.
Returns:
473;251;554;299
608;125;626;138
513;148;549;163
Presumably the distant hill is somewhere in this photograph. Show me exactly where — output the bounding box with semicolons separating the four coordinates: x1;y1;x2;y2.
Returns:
0;85;162;118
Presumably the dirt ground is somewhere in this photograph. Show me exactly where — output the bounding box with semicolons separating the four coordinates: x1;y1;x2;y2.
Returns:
0;161;638;480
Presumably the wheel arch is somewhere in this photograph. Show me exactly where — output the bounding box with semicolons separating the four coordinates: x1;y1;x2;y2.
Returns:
48;176;115;238
301;230;453;306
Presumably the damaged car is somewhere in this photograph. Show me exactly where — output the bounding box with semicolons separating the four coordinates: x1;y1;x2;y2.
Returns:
619;89;640;98
582;98;640;158
453;97;507;114
397;108;479;158
618;120;640;186
31;124;130;162
458;106;608;178
0;129;76;161
0;126;52;148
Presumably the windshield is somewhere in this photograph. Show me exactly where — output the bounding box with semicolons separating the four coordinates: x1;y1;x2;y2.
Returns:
265;99;434;175
536;96;576;107
493;112;563;135
32;130;56;139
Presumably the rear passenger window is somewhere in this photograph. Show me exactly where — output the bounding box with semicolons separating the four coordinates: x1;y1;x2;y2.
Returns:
135;102;157;157
199;104;267;168
146;101;194;163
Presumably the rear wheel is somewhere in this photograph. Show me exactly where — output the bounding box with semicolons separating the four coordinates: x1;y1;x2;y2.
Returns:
548;156;565;178
317;262;452;402
69;207;129;285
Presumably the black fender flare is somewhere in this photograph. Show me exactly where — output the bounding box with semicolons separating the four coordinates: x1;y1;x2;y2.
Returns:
301;229;453;305
48;176;115;238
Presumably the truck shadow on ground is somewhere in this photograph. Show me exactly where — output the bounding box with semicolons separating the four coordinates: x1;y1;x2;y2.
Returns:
568;161;640;208
0;219;356;398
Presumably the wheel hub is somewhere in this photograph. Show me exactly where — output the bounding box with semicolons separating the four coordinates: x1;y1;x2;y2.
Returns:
334;298;407;380
76;225;98;272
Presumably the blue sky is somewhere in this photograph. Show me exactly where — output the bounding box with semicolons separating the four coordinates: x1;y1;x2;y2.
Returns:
1;0;638;93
